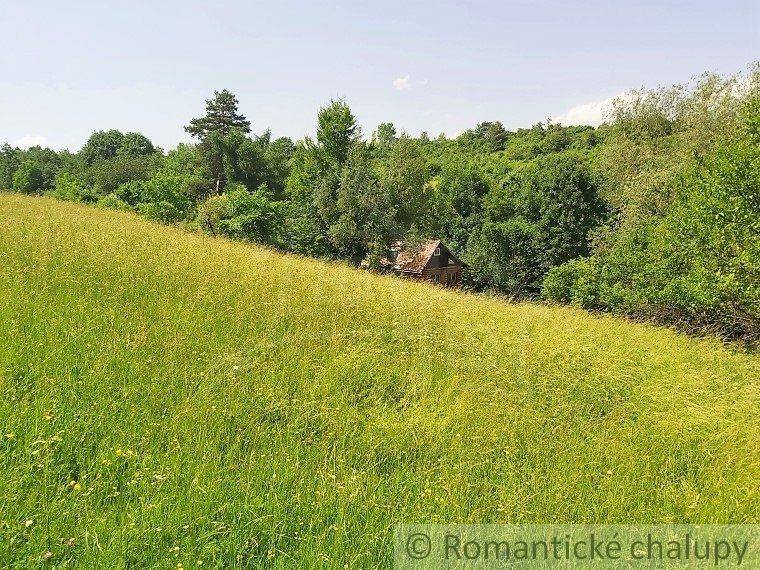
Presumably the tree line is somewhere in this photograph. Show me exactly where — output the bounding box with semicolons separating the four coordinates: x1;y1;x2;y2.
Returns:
2;67;758;343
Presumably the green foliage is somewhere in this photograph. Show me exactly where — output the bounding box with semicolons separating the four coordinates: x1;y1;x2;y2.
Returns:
329;143;394;260
161;144;212;201
137;174;192;217
196;193;232;235
428;160;490;251
485;121;508;151
97;193;133;211
454;121;597;160
80;130;156;165
118;132;156;157
316;99;358;167
220;130;269;191
599;129;757;338
468;152;606;295
546;70;760;341
11;160;44;193
4;69;756;340
83;153;162;195
198;184;284;245
373;122;397;151
114;180;145;206
220;185;283;244
49;172;98;203
183;89;252;196
379;136;430;230
262;136;295;199
80;129;125;164
0;144;20;188
113;172;194;225
542;257;599;308
283;145;333;257
185;89;251;140
194;130;295;200
23;146;65;189
284;200;332;257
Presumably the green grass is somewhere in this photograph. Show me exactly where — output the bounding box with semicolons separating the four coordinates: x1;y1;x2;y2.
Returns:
0;193;758;567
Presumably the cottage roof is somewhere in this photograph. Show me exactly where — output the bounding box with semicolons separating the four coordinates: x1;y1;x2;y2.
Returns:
370;239;465;274
390;239;442;273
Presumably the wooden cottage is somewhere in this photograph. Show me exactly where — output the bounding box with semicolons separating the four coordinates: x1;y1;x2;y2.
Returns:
373;239;466;287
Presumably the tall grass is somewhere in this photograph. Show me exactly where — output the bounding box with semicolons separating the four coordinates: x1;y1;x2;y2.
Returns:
0;194;757;566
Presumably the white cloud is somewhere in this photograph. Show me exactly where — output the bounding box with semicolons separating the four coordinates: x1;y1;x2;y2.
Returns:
393;74;411;91
13;134;49;149
551;92;629;127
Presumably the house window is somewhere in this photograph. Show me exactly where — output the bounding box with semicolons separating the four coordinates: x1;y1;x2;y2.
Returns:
434;247;441;256
432;274;440;283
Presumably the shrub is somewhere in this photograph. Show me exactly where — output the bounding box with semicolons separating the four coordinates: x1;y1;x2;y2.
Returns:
49;172;98;202
198;184;285;245
584;91;760;341
543;259;583;304
197;193;232;235
466;152;606;296
570;258;602;309
12;160;44;193
97;194;132;211
83;154;161;194
137;200;182;224
137;174;192;216
114;180;145;206
542;257;599;308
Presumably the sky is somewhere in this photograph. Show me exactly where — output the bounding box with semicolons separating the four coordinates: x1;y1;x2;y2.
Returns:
1;0;757;151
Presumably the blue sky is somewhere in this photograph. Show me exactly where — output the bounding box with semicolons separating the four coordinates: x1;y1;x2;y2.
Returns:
1;0;757;151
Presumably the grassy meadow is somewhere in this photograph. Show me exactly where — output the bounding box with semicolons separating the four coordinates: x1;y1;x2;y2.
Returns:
0;193;758;566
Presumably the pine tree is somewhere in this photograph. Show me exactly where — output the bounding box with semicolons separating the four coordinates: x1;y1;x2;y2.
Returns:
185;90;251;194
185;90;251;140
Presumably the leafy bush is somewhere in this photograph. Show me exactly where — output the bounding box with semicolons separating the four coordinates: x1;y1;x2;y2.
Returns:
97;194;133;211
467;152;606;295
12;160;44;193
137;200;182;224
49;172;98;202
197;184;284;245
605;131;758;338
550;84;760;341
218;185;284;244
137;174;192;217
114;180;145;206
83;154;161;195
196;193;232;235
543;258;592;305
162;144;211;202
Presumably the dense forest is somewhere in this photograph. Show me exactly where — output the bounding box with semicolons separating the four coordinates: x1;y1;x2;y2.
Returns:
2;68;758;342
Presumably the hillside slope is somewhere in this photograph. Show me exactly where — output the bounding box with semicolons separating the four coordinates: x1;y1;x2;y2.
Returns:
0;194;758;566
